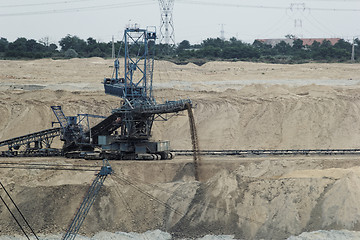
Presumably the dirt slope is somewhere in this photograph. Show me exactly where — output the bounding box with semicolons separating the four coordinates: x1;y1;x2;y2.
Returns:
2;157;360;239
1;59;360;239
1;85;360;150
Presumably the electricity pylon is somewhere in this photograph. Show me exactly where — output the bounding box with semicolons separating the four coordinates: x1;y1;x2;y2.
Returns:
158;0;176;45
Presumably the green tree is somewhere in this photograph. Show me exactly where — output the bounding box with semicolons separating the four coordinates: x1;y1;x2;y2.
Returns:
334;39;351;50
252;40;275;56
8;37;27;52
202;38;225;48
177;40;190;52
26;39;40;52
292;39;303;50
274;41;291;55
355;38;360;60
86;37;97;54
0;38;8;52
59;35;87;54
195;46;221;58
49;43;58;51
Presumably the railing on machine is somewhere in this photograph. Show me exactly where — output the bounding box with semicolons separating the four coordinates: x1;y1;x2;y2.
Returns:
51;106;68;129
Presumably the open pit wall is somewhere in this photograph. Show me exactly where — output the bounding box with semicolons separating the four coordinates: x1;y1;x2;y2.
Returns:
2;156;360;239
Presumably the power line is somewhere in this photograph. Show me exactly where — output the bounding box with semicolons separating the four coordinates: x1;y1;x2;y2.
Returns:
177;0;360;12
299;11;337;37
254;12;292;39
0;0;97;8
0;181;39;240
177;0;285;10
306;11;338;36
0;1;154;17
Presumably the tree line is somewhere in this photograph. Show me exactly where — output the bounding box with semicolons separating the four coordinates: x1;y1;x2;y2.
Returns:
0;35;359;63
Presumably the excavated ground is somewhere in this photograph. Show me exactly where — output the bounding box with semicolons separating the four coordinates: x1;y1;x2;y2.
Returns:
1;58;360;239
2;156;360;239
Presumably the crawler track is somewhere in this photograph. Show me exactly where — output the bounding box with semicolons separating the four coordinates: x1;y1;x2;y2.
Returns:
0;149;63;157
2;148;360;158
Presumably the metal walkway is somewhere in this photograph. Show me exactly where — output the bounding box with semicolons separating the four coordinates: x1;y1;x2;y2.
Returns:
51;106;68;128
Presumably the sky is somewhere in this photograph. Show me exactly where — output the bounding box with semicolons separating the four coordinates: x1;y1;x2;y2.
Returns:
0;0;359;45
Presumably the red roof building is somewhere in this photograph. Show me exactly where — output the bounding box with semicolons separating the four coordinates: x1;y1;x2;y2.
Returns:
255;38;341;47
300;38;341;46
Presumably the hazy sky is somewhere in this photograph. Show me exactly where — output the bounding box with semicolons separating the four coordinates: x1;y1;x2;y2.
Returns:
0;0;359;45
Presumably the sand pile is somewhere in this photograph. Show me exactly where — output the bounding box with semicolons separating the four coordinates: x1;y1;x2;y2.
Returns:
1;59;359;86
165;160;360;239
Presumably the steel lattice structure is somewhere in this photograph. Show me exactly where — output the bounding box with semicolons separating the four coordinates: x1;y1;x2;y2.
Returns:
102;26;191;160
0;26;191;160
158;0;175;45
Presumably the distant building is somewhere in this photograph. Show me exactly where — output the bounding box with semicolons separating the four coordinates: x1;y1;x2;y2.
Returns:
300;38;341;46
255;38;341;47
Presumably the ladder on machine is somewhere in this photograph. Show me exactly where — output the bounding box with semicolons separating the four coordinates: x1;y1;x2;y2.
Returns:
51;106;68;129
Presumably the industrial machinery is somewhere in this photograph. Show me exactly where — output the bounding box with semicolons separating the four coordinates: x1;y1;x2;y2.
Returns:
50;106;112;157
0;106;114;158
0;26;192;160
99;26;191;160
0;127;61;157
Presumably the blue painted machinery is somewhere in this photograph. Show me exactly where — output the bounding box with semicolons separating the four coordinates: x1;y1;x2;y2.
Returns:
0;26;191;160
100;26;192;160
50;106;109;156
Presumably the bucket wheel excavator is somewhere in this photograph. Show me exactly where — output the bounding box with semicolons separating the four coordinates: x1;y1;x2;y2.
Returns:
0;26;192;160
100;26;192;160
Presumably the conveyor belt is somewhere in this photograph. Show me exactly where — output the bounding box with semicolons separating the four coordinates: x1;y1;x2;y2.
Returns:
0;128;61;150
86;113;121;144
172;149;360;156
3;148;360;158
137;99;192;114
